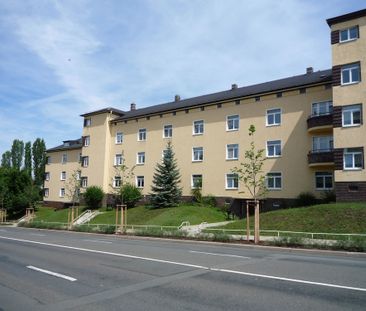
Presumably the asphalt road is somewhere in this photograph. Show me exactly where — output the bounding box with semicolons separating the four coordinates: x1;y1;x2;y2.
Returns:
0;227;365;310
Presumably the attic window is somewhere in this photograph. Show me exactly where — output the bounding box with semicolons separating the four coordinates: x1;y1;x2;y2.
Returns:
217;103;222;108
299;88;306;94
200;107;205;111
276;92;282;98
255;96;260;102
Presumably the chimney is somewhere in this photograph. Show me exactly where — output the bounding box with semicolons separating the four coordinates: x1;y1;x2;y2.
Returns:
306;67;313;74
130;102;136;111
231;84;238;90
174;95;180;102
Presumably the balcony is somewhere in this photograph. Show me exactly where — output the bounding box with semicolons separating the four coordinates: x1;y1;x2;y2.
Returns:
308;149;334;167
307;113;333;133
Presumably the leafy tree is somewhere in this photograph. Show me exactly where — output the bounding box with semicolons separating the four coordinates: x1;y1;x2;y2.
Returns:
1;151;11;168
109;161;136;206
150;142;182;208
11;139;24;170
24;141;32;177
120;183;142;208
84;186;104;209
65;168;81;207
231;125;267;202
32;138;46;189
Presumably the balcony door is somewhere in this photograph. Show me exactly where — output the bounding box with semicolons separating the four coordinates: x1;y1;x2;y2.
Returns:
312;136;333;153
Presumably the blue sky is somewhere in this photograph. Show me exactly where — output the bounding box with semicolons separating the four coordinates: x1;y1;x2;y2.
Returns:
0;0;364;155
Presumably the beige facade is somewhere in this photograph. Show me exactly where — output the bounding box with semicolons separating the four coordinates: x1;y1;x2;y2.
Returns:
44;9;366;207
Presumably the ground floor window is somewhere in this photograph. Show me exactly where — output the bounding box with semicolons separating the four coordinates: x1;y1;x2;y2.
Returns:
315;172;333;190
59;188;65;197
44;188;49;197
113;176;121;188
226;174;238;189
267;172;282;190
136;176;144;188
191;174;203;188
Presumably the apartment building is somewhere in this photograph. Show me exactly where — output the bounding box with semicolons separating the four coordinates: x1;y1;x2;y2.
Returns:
44;9;366;208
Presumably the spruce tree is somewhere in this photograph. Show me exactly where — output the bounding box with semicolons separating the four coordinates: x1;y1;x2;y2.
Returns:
150;142;182;208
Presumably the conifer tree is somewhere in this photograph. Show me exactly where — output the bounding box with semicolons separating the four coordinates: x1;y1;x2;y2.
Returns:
150;142;182;208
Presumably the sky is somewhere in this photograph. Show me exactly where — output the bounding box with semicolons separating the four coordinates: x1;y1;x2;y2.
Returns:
0;0;365;155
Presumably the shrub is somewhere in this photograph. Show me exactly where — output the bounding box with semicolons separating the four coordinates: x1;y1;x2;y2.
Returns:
84;186;104;209
201;195;217;207
321;190;336;203
296;192;317;207
120;183;142;208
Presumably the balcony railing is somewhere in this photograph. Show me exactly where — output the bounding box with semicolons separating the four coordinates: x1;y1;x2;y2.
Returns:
307;113;333;130
308;149;334;165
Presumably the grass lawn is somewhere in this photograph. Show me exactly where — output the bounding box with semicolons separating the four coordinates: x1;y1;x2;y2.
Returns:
34;206;71;223
90;204;226;226
218;202;366;233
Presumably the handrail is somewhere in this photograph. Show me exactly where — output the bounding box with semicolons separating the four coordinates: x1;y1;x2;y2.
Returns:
178;221;190;230
73;209;91;224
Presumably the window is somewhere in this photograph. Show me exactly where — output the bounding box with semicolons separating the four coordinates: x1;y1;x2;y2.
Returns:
312;136;333;153
115;154;123;166
60;171;66;181
45;172;50;181
341;63;361;85
137;152;145;165
267;172;282;190
342;104;362;127
312;101;333;116
227;115;239;131
267;140;281;157
266;108;281;126
315;172;333;190
115;132;123;144
46;156;51;165
344;148;363;170
191;174;203;189
59;188;65;197
82;156;89;167
136;176;145;188
163;125;172;138
192;147;204;162
44;188;49;197
61;153;67;164
84;136;90;147
193;120;204;135
138;128;146;141
340;26;359;42
81;177;88;188
84;118;91;127
113;176;121;188
226;174;238;189
226;144;239;160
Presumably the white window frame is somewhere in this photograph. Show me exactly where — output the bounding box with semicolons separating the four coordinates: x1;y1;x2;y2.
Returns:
137;152;145;165
311;101;333;116
226;115;239;131
60;171;66;181
266;140;282;157
226;144;239;160
84;136;90;147
339;26;358;43
115;132;123;144
343;148;363;170
341;63;361;85
163;124;173;138
46;156;51;165
61;153;67;164
192;147;204;162
226;173;238;189
136;176;145;188
315;172;333;190
81;177;88;188
82;156;89;168
342;104;362;127
138;128;147;141
44;188;49;198
45;172;50;181
113;176;121;188
59;188;65;198
193;120;204;135
191;174;203;189
266;172;282;190
84;118;91;127
115;154;123;166
266;108;281;126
